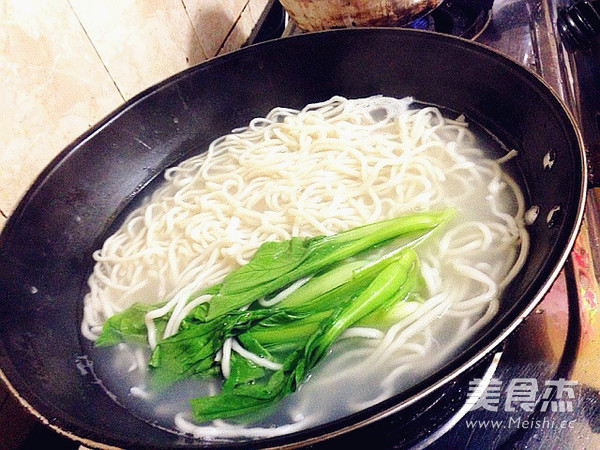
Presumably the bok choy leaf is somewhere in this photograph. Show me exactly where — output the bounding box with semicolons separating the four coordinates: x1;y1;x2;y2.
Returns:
93;210;455;422
189;248;418;421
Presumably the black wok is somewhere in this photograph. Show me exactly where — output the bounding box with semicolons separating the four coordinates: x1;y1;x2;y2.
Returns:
0;28;586;449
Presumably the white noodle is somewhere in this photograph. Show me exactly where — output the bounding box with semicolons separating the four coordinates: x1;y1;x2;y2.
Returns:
340;327;385;340
231;340;283;371
163;294;211;339
220;338;233;379
258;276;310;307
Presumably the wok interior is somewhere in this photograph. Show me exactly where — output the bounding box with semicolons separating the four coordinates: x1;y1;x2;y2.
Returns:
0;29;583;448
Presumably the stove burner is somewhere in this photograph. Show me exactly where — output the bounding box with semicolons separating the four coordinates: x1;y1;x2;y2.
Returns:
409;0;494;39
558;0;600;51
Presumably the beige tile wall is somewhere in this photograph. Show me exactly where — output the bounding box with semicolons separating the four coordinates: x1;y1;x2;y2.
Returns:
0;0;271;231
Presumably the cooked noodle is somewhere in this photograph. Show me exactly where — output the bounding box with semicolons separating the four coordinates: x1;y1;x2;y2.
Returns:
83;96;530;439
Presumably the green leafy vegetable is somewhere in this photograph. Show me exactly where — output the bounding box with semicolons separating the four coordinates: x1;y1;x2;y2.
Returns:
148;308;278;388
203;209;453;319
189;249;417;421
94;210;455;423
95;302;167;347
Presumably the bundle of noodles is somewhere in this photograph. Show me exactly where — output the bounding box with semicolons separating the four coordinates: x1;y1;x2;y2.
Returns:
82;96;530;438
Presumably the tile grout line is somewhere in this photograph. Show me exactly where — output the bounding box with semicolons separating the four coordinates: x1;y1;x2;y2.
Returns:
179;0;209;60
217;0;251;56
66;0;126;102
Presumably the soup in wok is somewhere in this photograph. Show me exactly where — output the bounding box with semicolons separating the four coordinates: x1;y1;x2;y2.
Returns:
81;95;530;441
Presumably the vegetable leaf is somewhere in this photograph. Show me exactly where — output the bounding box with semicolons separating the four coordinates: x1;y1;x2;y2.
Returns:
205;210;454;320
189;249;417;422
148;319;225;388
95;303;167;347
220;237;309;295
93;211;454;423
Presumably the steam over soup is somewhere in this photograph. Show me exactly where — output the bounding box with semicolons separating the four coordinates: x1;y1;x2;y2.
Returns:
82;96;529;440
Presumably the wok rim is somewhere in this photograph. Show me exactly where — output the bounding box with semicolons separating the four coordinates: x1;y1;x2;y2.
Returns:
0;27;588;449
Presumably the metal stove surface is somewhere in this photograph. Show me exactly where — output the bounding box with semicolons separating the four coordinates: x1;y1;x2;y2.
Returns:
251;1;600;448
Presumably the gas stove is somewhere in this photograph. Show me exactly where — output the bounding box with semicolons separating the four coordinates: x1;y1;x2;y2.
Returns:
248;1;600;448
